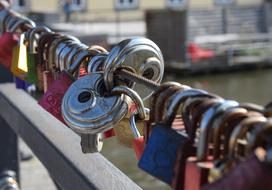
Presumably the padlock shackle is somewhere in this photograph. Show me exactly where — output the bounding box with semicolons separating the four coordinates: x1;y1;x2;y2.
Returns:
48;35;80;71
247;122;272;155
182;95;219;134
87;54;107;73
111;85;146;120
129;108;149;138
9;16;35;33
197;100;239;161
228;116;267;162
155;85;190;123
67;50;93;75
149;82;182;125
28;26;52;54
66;43;88;73
211;107;248;160
58;41;83;71
55;40;79;70
163;89;209;125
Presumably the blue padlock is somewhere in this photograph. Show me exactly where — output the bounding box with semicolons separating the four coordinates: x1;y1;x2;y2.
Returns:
14;77;31;90
138;88;209;185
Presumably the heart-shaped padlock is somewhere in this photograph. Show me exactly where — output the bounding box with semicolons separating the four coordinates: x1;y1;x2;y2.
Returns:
61;73;128;134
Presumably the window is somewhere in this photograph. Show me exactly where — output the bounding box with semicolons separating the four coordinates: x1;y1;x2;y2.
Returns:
70;0;87;11
166;0;188;9
115;0;139;10
12;0;28;12
214;0;236;6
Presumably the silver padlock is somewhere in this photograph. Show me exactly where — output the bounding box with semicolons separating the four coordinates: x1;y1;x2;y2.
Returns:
61;72;128;134
103;37;164;100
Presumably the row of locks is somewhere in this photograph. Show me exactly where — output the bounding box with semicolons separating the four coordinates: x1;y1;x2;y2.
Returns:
1;4;272;190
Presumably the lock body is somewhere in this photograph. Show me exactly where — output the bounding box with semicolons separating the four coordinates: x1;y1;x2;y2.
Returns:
38;71;74;123
0;32;18;69
26;52;38;85
11;33;28;80
138;124;189;185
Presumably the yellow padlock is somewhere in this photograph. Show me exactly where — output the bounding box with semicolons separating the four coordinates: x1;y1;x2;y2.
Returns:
11;33;28;80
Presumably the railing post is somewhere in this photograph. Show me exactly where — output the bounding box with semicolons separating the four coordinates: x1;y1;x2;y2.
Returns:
0;116;20;186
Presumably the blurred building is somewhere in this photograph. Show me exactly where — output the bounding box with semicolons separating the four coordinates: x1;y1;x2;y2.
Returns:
11;0;263;22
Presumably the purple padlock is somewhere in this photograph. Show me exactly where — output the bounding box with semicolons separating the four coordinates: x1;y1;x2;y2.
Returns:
14;77;31;90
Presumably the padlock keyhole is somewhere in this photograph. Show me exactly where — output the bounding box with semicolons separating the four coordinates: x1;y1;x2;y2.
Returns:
78;91;93;103
143;68;154;80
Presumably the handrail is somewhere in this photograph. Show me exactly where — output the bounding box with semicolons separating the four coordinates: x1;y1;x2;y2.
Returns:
0;83;141;190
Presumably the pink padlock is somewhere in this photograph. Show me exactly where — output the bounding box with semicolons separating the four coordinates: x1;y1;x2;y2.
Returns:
38;49;94;124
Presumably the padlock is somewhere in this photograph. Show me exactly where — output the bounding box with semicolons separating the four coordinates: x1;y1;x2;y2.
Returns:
168;95;221;190
202;149;272;190
10;33;28;79
207;110;264;183
173;98;224;190
183;100;240;190
111;85;148;148
25;26;52;85
38;49;94;123
210;104;264;161
61;72;128;134
129;108;150;160
9;16;36;79
208;116;267;183
226;116;268;167
103;37;164;100
139;88;210;185
246;121;272;155
167;92;221;190
0;12;19;69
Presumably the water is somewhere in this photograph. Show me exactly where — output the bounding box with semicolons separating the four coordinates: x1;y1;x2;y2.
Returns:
101;69;272;190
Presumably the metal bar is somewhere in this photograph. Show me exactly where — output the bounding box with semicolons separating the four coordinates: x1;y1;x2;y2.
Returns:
0;83;141;190
0;116;20;185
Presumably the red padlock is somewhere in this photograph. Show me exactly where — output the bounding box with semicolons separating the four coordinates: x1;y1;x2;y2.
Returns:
0;32;18;69
0;10;17;68
202;152;272;190
38;49;94;123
